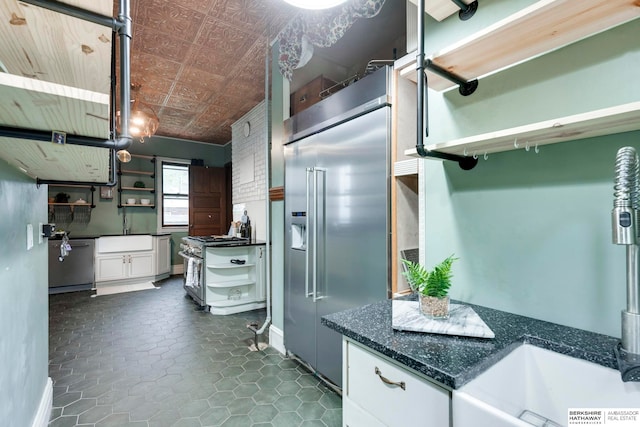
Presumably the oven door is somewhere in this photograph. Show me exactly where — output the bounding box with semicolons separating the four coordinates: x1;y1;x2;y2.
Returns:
179;251;206;307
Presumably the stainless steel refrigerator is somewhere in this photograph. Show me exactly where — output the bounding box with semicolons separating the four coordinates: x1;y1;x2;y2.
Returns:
283;67;391;387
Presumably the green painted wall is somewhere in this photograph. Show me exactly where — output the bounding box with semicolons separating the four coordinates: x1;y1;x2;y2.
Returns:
0;159;49;426
421;9;640;337
52;137;228;268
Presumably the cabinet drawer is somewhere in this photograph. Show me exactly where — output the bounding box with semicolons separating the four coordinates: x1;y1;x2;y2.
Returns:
346;341;450;427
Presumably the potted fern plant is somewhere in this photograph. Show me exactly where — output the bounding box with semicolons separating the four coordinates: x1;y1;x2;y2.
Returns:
401;255;457;319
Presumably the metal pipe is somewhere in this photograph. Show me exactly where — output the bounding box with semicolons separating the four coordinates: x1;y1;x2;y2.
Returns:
448;0;478;21
20;0;132;155
254;44;272;337
20;0;121;30
416;0;427;158
414;0;477;170
424;59;478;96
0;126;107;147
115;0;133;153
627;245;640;314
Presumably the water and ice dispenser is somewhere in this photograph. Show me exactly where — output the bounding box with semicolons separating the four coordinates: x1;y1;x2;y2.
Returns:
290;212;306;250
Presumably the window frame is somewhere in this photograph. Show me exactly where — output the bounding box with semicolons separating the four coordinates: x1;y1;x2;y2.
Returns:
156;157;190;233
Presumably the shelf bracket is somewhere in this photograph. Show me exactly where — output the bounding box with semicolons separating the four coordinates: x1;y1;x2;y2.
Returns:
449;0;478;21
416;0;477;170
424;59;478;96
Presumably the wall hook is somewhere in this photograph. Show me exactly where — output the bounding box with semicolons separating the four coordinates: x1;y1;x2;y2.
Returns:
484;152;488;160
514;137;519;149
535;144;539;154
473;152;478;159
525;142;530;152
463;147;468;156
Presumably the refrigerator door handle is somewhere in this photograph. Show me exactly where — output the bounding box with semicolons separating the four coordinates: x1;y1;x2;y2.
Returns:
313;167;326;302
305;167;313;298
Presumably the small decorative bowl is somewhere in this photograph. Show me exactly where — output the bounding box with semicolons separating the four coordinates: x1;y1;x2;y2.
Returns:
140;198;151;205
127;198;137;205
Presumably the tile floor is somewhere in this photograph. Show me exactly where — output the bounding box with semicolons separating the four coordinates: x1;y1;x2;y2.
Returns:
48;276;342;427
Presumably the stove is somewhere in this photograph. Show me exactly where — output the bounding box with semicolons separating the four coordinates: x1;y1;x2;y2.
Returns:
179;235;251;309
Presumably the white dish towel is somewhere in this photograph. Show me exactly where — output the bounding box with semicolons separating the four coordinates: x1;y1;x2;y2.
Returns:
186;258;198;288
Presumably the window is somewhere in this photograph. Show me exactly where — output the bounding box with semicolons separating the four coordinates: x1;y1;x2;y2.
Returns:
161;162;189;227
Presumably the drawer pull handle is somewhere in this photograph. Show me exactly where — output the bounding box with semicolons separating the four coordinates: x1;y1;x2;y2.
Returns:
374;367;406;390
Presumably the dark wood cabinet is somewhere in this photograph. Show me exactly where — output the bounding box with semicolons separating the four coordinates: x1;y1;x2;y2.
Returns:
290;75;337;116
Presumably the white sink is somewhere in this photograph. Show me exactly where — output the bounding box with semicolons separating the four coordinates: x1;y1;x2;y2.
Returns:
96;235;153;253
453;344;640;427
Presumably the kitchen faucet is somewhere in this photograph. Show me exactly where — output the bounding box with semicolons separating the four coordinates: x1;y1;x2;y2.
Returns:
612;146;640;381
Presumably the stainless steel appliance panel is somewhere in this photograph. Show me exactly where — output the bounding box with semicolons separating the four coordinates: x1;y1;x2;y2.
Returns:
284;136;319;369
48;238;95;287
315;106;390;384
284;66;391;144
284;104;390;387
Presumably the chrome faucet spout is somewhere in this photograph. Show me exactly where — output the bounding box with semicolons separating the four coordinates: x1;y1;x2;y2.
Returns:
613;147;640;379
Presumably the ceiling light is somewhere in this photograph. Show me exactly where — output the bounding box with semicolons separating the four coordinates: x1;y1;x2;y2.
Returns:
116;83;159;144
283;0;347;9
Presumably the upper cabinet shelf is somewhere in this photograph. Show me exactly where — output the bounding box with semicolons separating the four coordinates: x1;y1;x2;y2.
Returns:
400;0;640;92
405;102;640;157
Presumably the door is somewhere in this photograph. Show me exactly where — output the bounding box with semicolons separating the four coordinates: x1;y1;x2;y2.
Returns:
284;107;391;386
284;136;319;369
155;235;171;275
315;106;391;386
128;253;154;278
189;165;226;236
48;239;95;287
95;255;127;282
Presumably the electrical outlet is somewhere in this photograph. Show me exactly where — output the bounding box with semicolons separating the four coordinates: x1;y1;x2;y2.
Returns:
26;224;33;250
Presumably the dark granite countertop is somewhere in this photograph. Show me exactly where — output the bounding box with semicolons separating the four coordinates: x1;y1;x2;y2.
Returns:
202;240;267;248
321;297;621;389
50;233;172;240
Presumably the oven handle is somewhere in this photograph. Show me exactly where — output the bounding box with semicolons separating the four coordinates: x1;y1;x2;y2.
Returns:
178;251;203;264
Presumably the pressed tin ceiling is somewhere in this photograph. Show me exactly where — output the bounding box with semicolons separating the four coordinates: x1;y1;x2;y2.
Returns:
0;0;403;182
124;0;407;145
123;0;299;145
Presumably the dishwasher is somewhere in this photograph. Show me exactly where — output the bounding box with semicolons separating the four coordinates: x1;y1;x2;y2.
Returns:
48;238;95;293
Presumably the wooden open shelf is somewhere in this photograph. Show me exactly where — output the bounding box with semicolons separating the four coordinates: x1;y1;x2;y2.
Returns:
120;186;155;192
0;0;113;182
400;0;640;92
407;0;475;22
405;102;640;157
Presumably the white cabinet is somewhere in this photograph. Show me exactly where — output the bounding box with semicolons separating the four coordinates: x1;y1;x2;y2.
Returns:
343;339;451;427
205;245;266;315
154;235;171;275
95;235;171;286
95;252;154;282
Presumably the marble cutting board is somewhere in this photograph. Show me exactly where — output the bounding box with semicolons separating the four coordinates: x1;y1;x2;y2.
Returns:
392;300;495;339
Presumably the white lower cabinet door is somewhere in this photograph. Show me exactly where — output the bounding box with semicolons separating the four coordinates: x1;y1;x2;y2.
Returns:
96;252;154;282
345;340;451;427
128;252;154;278
95;255;127;282
155;235;171;275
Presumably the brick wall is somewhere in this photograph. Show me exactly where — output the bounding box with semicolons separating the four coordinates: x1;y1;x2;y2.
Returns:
230;101;269;240
231;101;267;204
